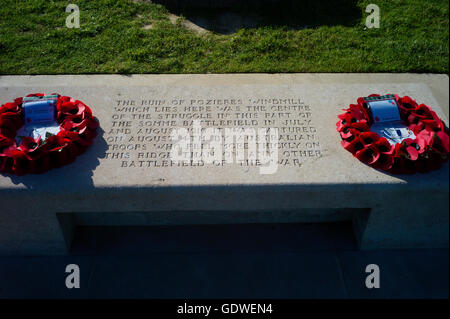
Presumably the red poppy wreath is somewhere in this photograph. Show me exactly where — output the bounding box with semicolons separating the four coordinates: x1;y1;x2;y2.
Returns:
337;94;449;174
0;93;98;176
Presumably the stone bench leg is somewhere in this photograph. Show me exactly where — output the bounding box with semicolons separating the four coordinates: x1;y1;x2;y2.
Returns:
0;205;71;255
354;201;449;250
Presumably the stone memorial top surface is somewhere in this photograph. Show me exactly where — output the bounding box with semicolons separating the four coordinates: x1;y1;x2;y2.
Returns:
0;74;448;193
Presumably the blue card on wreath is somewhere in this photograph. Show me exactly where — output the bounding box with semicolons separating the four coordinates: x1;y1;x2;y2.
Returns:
23;99;56;125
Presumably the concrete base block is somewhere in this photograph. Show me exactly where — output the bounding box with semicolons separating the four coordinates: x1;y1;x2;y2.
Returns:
0;74;448;255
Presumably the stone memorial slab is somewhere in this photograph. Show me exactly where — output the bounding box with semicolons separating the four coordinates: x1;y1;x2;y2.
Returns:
0;74;448;255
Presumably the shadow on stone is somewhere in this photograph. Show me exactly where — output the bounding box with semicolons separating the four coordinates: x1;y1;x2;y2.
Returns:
153;0;361;34
71;222;357;255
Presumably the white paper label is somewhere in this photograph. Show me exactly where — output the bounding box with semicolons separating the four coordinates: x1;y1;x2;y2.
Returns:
371;121;416;145
16;122;61;144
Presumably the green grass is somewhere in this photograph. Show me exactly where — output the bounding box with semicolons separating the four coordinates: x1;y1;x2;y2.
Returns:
0;0;448;74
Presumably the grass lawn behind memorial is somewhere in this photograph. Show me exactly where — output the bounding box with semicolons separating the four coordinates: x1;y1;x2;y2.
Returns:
0;0;448;74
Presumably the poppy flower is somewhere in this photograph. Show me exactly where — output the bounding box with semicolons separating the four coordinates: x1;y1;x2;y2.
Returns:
356;96;376;115
75;101;93;118
78;126;97;145
26;93;45;97
48;145;71;169
57;100;91;118
0;112;24;131
0;134;14;149
33;135;72;170
429;131;450;160
341;134;364;153
336;113;353;131
0;127;16;139
436;131;449;153
340;126;359;139
57;101;78;114
64;141;80;164
61;114;98;133
398;96;418;115
356;97;366;107
18;136;41;153
415;130;448;160
338;111;368;129
408;105;434;125
416;130;433;149
0;116;22;139
375;137;394;154
342;104;368;121
3;148;33;175
355;145;380;165
359;131;380;146
60;113;88;131
419;112;448;134
409;121;425;134
374;152;394;170
413;155;441;173
389;146;414;174
0;102;21;114
402;138;420;161
57;96;72;107
421;119;440;133
339;122;371;139
57;130;83;143
411;104;434;120
0;154;13;173
431;111;449;134
39;135;67;153
85;116;99;130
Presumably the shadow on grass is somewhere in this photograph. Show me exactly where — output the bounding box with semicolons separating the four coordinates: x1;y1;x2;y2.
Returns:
153;0;361;34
